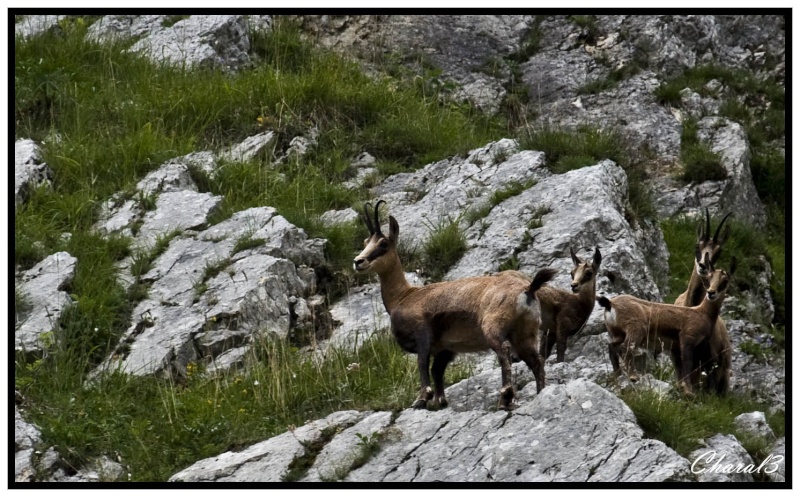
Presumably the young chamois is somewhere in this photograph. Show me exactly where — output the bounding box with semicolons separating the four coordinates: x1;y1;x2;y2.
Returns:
671;209;733;394
538;247;602;362
354;201;557;410
598;252;736;397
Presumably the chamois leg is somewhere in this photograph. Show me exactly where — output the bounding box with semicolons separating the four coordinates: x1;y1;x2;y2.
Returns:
620;334;641;383
512;332;546;393
607;334;625;376
669;340;683;385
555;321;568;363
678;341;696;398
488;336;516;410
431;350;455;408
539;328;555;360
412;332;434;409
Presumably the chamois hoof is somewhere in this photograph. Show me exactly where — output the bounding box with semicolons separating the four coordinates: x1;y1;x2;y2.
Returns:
498;386;515;410
411;398;429;409
628;373;640;383
435;396;448;408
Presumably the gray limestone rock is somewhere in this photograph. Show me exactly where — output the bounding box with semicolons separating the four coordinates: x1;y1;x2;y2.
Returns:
129;15;251;71
688;434;754;483
169;410;367;482
87;15;167;42
344;379;691;482
14;15;67;39
15;139;53;210
219;131;276;163
94;207;324;378
733;411;775;441
15;252;78;354
320;208;359;228
302;411;394;481
765;437;785;482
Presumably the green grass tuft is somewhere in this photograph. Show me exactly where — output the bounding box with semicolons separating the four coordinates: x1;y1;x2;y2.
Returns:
421;215;468;282
619;388;784;461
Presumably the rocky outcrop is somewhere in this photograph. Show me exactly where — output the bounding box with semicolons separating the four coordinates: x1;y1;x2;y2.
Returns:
171;379;692;482
170;410;367;482
15;252;77;355
653;117;767;227
93;205;324;378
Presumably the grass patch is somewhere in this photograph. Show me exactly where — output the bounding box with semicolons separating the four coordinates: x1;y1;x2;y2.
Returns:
161;15;190;28
464;179;537;225
620;389;785;462
620;388;784;465
421;215;468;282
232;235;266;254
16;331;472;481
678;118;727;183
577;63;642;95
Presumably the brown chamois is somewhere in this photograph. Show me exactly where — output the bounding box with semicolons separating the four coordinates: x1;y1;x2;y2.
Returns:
538;247;602;362
598;252;736;397
671;209;733;395
353;201;557;410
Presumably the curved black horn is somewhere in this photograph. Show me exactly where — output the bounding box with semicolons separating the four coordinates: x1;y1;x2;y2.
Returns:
363;202;375;234
704;207;711;242
713;212;732;243
373;200;386;235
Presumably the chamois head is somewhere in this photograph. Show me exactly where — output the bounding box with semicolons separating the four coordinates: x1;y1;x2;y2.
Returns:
354;200;399;274
699;251;736;301
569;246;601;293
695;208;732;277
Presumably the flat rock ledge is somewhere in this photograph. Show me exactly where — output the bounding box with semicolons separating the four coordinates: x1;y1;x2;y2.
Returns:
169;379;692;483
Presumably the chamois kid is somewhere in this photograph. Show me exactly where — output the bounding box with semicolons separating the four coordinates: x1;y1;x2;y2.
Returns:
354;201;557;410
598;252;735;397
538;247;602;362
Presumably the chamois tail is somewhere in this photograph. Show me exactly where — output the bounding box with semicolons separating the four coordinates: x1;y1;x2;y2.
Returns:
527;267;558;296
596;295;612;311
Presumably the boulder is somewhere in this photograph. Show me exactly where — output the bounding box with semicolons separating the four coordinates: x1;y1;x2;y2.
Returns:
15;252;78;355
688;433;755;482
733;411;775;441
93;207;325;378
129;15;251;71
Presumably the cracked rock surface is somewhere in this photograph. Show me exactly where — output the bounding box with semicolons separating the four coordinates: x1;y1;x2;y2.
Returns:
171;380;691;482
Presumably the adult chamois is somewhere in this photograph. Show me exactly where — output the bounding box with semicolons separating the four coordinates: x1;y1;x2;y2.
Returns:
353;201;557;410
599;252;736;397
671;208;733;394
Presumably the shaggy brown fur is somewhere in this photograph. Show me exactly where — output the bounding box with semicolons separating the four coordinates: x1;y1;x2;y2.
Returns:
599;253;735;397
354;201;556;410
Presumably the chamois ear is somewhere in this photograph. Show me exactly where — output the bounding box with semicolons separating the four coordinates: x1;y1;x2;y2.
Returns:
728;257;737;277
570;246;581;266
592;246;602;270
388;216;400;244
697;207;711;243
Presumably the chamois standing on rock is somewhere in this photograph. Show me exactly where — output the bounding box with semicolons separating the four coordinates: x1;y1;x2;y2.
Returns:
599;252;735;397
538;247;602;362
353;201;557;410
671;209;733;395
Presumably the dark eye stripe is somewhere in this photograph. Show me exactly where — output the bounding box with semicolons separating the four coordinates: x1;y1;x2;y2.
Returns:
366;244;389;262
